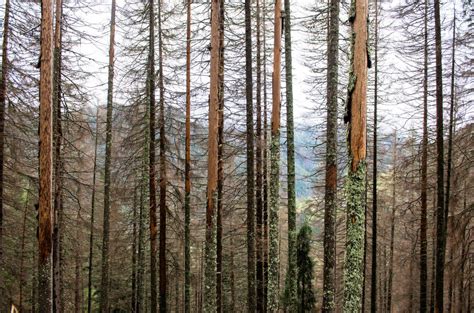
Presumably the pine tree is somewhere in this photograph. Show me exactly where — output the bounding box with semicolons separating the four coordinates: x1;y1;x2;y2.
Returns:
38;0;54;311
343;0;369;311
322;0;339;311
283;0;297;309
100;1;116;311
268;0;282;310
296;224;316;313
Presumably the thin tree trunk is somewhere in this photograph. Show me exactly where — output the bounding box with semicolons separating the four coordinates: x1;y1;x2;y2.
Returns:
132;184;138;312
87;108;99;313
204;1;221;311
216;1;224;310
387;131;397;313
38;0;54;311
157;0;168;310
343;0;369;311
322;0;339;311
184;1;192;312
19;184;30;312
52;1;64;311
371;2;378;313
0;3;10;299
420;1;429;312
244;0;256;310
284;0;297;310
147;1;159;312
434;0;446;310
75;202;83;313
268;0;282;310
137;166;147;313
100;1;116;311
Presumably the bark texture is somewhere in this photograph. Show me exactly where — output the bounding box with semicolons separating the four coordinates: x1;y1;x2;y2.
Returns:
322;0;339;311
343;0;368;312
100;1;116;311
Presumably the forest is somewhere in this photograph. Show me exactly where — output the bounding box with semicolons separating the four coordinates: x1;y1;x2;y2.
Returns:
0;0;472;312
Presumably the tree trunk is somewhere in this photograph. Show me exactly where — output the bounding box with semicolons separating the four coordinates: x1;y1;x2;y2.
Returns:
87;108;99;313
132;184;138;312
268;0;282;310
244;0;256;311
184;1;192;312
343;0;368;311
38;0;54;311
255;0;265;311
204;1;221;311
100;1;116;311
137;167;147;313
284;0;297;310
322;0;339;311
420;1;429;312
19;184;30;312
387;132;397;313
157;0;167;310
52;1;64;310
371;2;378;313
434;0;446;310
216;1;225;310
0;3;10;299
147;1;159;312
74;202;83;313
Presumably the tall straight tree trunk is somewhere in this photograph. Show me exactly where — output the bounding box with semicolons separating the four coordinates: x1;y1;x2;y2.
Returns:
0;3;10;298
147;1;159;312
268;0;282;310
387;131;397;313
262;0;269;308
255;0;265;311
370;2;378;313
283;0;297;310
420;1;429;312
184;1;192;312
322;0;339;311
100;1;116;311
52;1;64;310
38;0;54;311
244;0;256;311
216;0;224;310
444;8;456;258
157;0;168;310
87;108;99;313
74;202;83;313
204;1;221;311
434;0;446;311
343;0;368;311
137;165;147;313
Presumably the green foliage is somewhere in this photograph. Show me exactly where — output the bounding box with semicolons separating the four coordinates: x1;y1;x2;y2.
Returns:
296;223;316;313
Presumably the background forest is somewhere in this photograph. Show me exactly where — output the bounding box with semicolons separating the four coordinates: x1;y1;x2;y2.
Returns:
0;0;472;312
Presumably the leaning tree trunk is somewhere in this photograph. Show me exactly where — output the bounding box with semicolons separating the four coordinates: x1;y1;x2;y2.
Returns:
343;0;369;312
268;0;282;310
204;1;221;311
322;0;339;311
184;0;192;312
244;0;256;311
420;1;429;312
283;0;297;310
100;1;116;311
38;0;54;311
434;0;446;311
147;1;159;312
